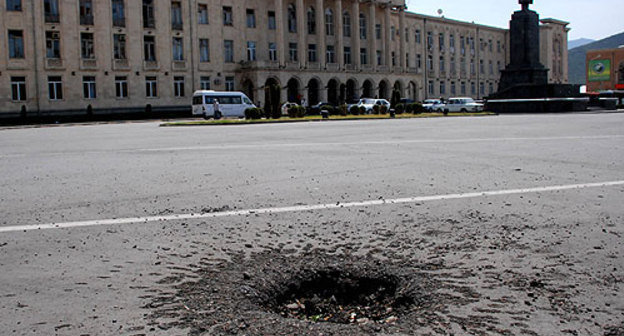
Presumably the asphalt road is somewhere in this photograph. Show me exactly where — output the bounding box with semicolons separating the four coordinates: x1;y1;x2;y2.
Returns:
0;113;623;335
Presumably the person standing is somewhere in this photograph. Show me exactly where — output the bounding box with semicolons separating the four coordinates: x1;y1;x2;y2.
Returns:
213;99;221;119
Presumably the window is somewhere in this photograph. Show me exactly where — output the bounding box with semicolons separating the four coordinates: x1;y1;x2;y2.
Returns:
198;4;208;24
268;11;276;30
289;43;298;62
307;7;316;34
440;81;446;95
497;40;501;53
470;58;475;75
439;56;445;72
451;81;456;95
199;39;210;62
11;77;26;101
392;52;396;66
415;29;421;44
79;0;93;25
83;76;96;99
325;9;334;36
223;40;234;62
172;37;184;61
342;11;350;37
8;30;24;59
480;82;485;95
174;76;185;97
48;76;63;100
45;31;61;59
247;41;257;61
471;82;476;95
308;44;317;62
406;53;410;68
450;56;456;73
80;33;94;59
375;24;381;40
428;81;434;96
145;76;158;97
439;33;445;52
449;34;455;53
460;36;465;55
225;77;235;91
113;34;126;60
360;48;368;65
376;50;382;66
44;0;59;23
417;54;422;69
287;4;296;33
223;6;233;26
115;76;128;98
460;57;466;73
200;76;211;90
343;46;351;65
488;39;493;52
6;0;21;11
144;35;156;61
359;14;366;39
427;54;433;71
112;0;125;27
269;42;277;61
427;32;433;51
489;60;493;75
326;45;335;64
246;9;256;28
480;59;484;74
143;0;155;28
171;2;183;30
461;82;466;95
470;37;475;55
489;82;494;94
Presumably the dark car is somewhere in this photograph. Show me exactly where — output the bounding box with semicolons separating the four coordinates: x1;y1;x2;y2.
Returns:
309;102;336;114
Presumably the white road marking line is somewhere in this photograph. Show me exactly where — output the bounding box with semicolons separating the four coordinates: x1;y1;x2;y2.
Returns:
1;180;623;234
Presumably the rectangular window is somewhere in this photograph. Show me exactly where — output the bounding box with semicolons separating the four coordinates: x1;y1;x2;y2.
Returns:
143;0;155;28
289;43;298;62
198;4;208;24
343;46;351;65
440;81;446;95
376;50;382;66
8;30;25;59
488;39;493;52
417;54;422;69
83;76;96;99
144;35;156;61
223;6;233;26
112;0;125;27
326;45;335;64
406;53;410;68
497;40;501;53
45;31;61;59
427;55;433;71
269;42;277;61
247;41;257;61
11;77;26;101
6;0;22;11
471;82;476;95
360;48;368;65
489;60;493;75
390;27;395;41
80;33;94;59
439;33;445;52
450;57;456;73
246;9;256;28
480;82;485;95
200;76;211;90
79;0;93;25
428;81;434;96
449;34;455;53
48;76;63;100
391;52;396;66
146;76;158;98
224;40;234;62
44;0;59;23
113;34;126;60
199;39;210;62
172;37;184;61
427;32;433;51
461;81;466;95
460;36;466;55
415;29;421;44
480;59;484;74
439;56;445;72
451;81;456;95
308;44;317;63
171;1;183;30
375;24;381;40
174;76;185;97
268;11;276;30
115;76;128;98
225;77;235;91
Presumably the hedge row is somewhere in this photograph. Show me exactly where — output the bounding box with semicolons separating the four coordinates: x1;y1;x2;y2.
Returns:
245;102;426;120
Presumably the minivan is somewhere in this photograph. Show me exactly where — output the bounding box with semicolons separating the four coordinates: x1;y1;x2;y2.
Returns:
192;91;256;119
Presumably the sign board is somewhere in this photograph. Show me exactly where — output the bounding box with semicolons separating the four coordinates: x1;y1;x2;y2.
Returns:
588;59;611;82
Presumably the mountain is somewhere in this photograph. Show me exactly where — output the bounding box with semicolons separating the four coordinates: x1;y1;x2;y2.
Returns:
568;38;594;50
568;32;624;85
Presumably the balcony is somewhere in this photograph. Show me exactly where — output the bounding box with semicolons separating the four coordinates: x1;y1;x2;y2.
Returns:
44;13;60;23
113;18;125;28
325;63;339;72
143;61;159;71
144;19;156;29
285;62;299;70
80;15;94;26
393;66;403;73
360;64;373;72
240;60;279;70
113;59;129;70
172;61;186;71
377;65;388;73
407;67;419;74
307;62;321;71
45;58;63;70
171;21;183;31
80;59;97;70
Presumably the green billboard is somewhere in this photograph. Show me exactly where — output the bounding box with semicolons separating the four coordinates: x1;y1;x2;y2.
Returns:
588;59;611;82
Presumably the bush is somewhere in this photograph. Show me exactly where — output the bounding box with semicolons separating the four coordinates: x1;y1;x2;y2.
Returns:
245;107;264;120
320;105;336;115
372;105;381;115
359;106;367;115
380;105;388;114
395;103;405;114
339;104;348;116
408;102;425;114
349;105;360;115
618;104;624;109
287;105;306;118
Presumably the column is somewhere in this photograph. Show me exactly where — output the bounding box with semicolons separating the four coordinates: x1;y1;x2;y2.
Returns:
384;4;391;69
316;0;326;68
276;0;286;66
369;1;376;71
399;6;406;71
352;0;360;68
297;0;306;67
335;0;344;68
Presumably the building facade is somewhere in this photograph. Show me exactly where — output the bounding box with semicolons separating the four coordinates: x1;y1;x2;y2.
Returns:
586;48;624;92
0;0;570;118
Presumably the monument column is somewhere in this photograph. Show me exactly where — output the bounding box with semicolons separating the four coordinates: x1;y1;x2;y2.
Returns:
297;0;306;67
316;0;326;68
275;0;286;66
369;1;377;70
352;0;361;68
399;6;406;71
384;4;391;68
336;0;344;68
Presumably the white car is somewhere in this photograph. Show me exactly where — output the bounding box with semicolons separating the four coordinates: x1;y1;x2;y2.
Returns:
443;97;484;112
353;99;391;113
422;99;442;111
281;102;298;116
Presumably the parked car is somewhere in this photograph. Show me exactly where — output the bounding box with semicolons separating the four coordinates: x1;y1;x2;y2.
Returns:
281;102;298;116
352;98;391;113
443;97;485;112
422;99;442;111
400;98;416;105
309;102;336;114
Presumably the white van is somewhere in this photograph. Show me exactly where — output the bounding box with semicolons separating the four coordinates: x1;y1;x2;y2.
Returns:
192;91;256;118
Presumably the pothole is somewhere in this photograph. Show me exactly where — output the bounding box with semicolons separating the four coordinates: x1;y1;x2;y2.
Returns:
266;269;413;324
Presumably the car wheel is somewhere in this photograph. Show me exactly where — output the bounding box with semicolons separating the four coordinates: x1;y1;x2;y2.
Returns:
460;108;468;112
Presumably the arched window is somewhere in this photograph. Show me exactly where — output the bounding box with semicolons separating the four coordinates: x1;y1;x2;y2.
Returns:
342;11;351;37
359;13;367;39
325;9;334;36
307;7;316;34
288;4;297;33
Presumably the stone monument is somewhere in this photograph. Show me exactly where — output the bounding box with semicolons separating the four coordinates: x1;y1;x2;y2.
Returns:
486;0;587;112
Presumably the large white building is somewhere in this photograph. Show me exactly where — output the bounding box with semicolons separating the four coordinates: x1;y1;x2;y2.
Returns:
0;0;570;118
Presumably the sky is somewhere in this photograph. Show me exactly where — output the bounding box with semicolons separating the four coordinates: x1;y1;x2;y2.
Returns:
406;0;624;41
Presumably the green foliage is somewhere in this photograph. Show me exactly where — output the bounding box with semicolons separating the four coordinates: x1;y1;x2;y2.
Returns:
395;103;405;114
339;104;348;116
264;84;282;119
320;105;336;115
372;104;381;115
380;105;388;114
407;102;425;114
359;106;367;115
245;107;264;120
349;105;360;115
390;89;401;108
287;105;306;118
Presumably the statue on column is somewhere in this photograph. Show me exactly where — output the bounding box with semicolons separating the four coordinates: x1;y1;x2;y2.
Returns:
519;0;533;10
